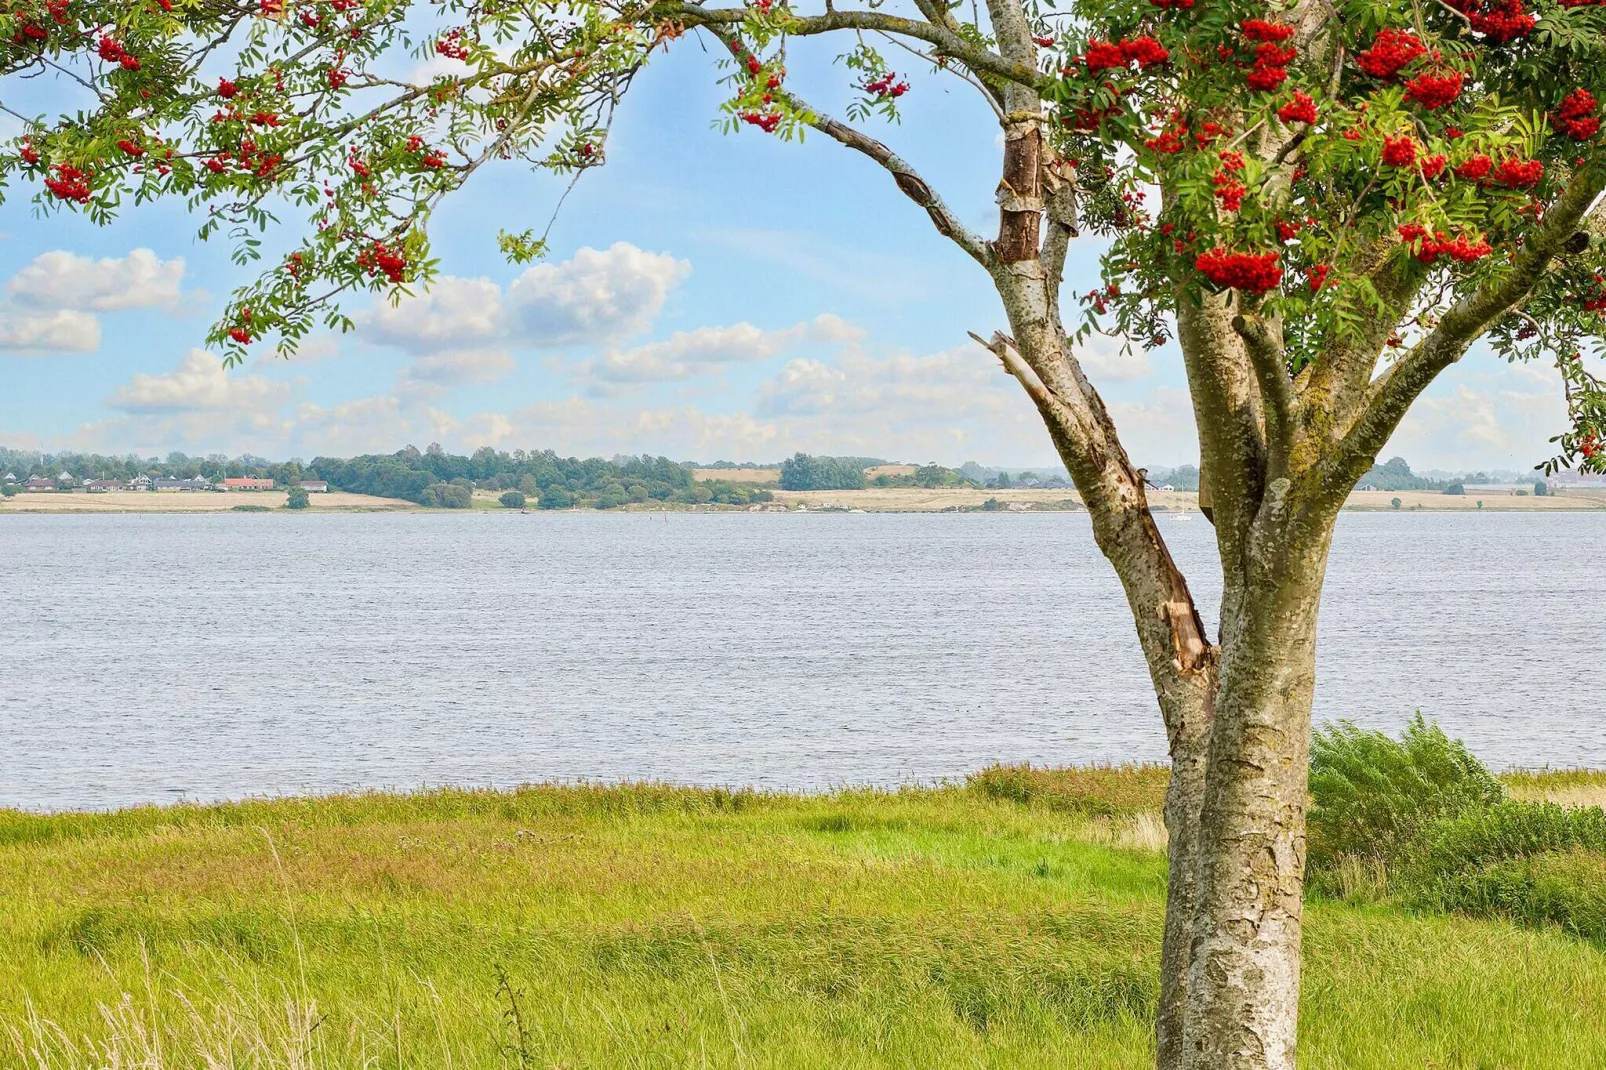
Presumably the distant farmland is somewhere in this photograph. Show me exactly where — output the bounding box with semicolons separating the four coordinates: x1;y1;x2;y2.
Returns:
692;468;781;484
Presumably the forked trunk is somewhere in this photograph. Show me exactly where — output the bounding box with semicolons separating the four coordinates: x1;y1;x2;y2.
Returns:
1177;517;1337;1070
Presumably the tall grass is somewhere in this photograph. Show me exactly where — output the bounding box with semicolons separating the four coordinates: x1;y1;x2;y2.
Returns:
4;778;1606;1067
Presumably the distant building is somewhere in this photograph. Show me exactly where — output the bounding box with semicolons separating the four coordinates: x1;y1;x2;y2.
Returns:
296;480;329;493
1;472;15;483
24;477;55;491
84;479;125;493
151;476;211;492
129;474;153;491
1159;483;1176;492
56;472;74;487
222;477;276;491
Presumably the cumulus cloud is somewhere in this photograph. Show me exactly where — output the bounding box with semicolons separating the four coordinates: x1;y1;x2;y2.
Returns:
8;249;186;311
586;314;863;383
359;243;690;356
0;308;100;352
362;276;506;353
507;242;690;345
108;349;292;414
0;248;192;354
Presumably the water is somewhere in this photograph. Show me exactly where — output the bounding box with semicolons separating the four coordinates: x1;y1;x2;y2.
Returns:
2;510;1601;811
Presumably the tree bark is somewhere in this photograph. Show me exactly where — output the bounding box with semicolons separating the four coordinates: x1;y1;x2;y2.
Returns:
1178;507;1337;1070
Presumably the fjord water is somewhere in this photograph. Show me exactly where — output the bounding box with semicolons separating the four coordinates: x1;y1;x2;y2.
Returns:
2;510;1601;810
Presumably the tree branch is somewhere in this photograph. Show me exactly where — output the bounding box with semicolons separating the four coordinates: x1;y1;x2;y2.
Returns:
1322;165;1606;497
1232;309;1294;475
706;27;993;266
659;3;1043;89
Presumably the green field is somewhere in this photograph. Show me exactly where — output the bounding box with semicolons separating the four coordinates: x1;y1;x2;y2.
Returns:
3;771;1603;1068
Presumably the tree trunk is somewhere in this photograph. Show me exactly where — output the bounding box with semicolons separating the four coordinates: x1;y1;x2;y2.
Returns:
1178;515;1337;1070
1155;689;1211;1070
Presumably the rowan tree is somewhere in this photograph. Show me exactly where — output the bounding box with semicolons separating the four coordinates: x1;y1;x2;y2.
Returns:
5;0;1605;1066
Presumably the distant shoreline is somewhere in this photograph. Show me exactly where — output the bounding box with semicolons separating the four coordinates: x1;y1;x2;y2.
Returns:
4;486;1605;514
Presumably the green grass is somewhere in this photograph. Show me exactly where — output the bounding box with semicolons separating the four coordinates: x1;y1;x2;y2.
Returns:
3;779;1605;1068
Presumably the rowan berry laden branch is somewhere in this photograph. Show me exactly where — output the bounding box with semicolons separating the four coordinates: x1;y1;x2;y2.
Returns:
0;0;671;353
1039;0;1606;475
5;0;1605;473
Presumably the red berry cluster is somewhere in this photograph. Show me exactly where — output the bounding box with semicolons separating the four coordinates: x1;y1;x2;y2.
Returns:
1033;35;1055;48
1382;135;1417;167
1277;91;1317;125
116;138;143;156
1419;153;1448;179
1307;263;1331;292
1399;225;1493;263
1149;0;1194;7
1242;20;1296;43
13;0;71;42
1581;432;1600;460
1243;30;1296;92
1214;150;1247;211
1447;0;1536;41
19;138;40;164
436;29;470;60
863;72;910;98
1195;248;1283;293
1404;71;1463;110
1555;89;1600;141
740;111;781;132
44;162;91;202
1082;36;1170;73
1580;273;1606;312
1356;29;1426;80
1454;153;1492;180
1491;156;1543;188
97;35;140;71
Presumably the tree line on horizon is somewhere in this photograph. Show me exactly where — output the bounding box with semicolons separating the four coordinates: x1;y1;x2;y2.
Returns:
0;445;1523;504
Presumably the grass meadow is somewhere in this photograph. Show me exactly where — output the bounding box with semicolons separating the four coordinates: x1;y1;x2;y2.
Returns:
2;770;1604;1068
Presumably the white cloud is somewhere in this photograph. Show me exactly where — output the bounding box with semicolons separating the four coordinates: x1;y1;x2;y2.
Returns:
362;276;506;354
507;242;690;346
586;314;864;383
0;308;100;352
1383;355;1570;470
358;243;690;357
108;349;292;414
8;249;186;311
404;349;516;387
1076;333;1157;382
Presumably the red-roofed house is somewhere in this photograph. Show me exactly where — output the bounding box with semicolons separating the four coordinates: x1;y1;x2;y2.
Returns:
223;477;275;491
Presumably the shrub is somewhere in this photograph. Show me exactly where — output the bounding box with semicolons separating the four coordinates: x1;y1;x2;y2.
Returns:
539;485;573;509
285;486;310;510
1309;715;1504;869
1310;718;1606;945
499;490;526;509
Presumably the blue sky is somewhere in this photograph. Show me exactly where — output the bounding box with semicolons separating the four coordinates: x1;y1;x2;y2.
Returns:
0;33;1578;470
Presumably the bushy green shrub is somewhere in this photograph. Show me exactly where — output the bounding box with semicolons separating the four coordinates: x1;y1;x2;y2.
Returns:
499;490;526;509
1309;717;1606;945
1416;801;1606;873
1308;714;1504;869
1416;850;1606;943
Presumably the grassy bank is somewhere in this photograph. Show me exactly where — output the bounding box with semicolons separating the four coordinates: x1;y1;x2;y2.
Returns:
3;773;1604;1068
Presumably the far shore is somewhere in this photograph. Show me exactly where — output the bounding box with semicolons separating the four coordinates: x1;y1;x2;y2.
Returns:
5;485;1604;514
